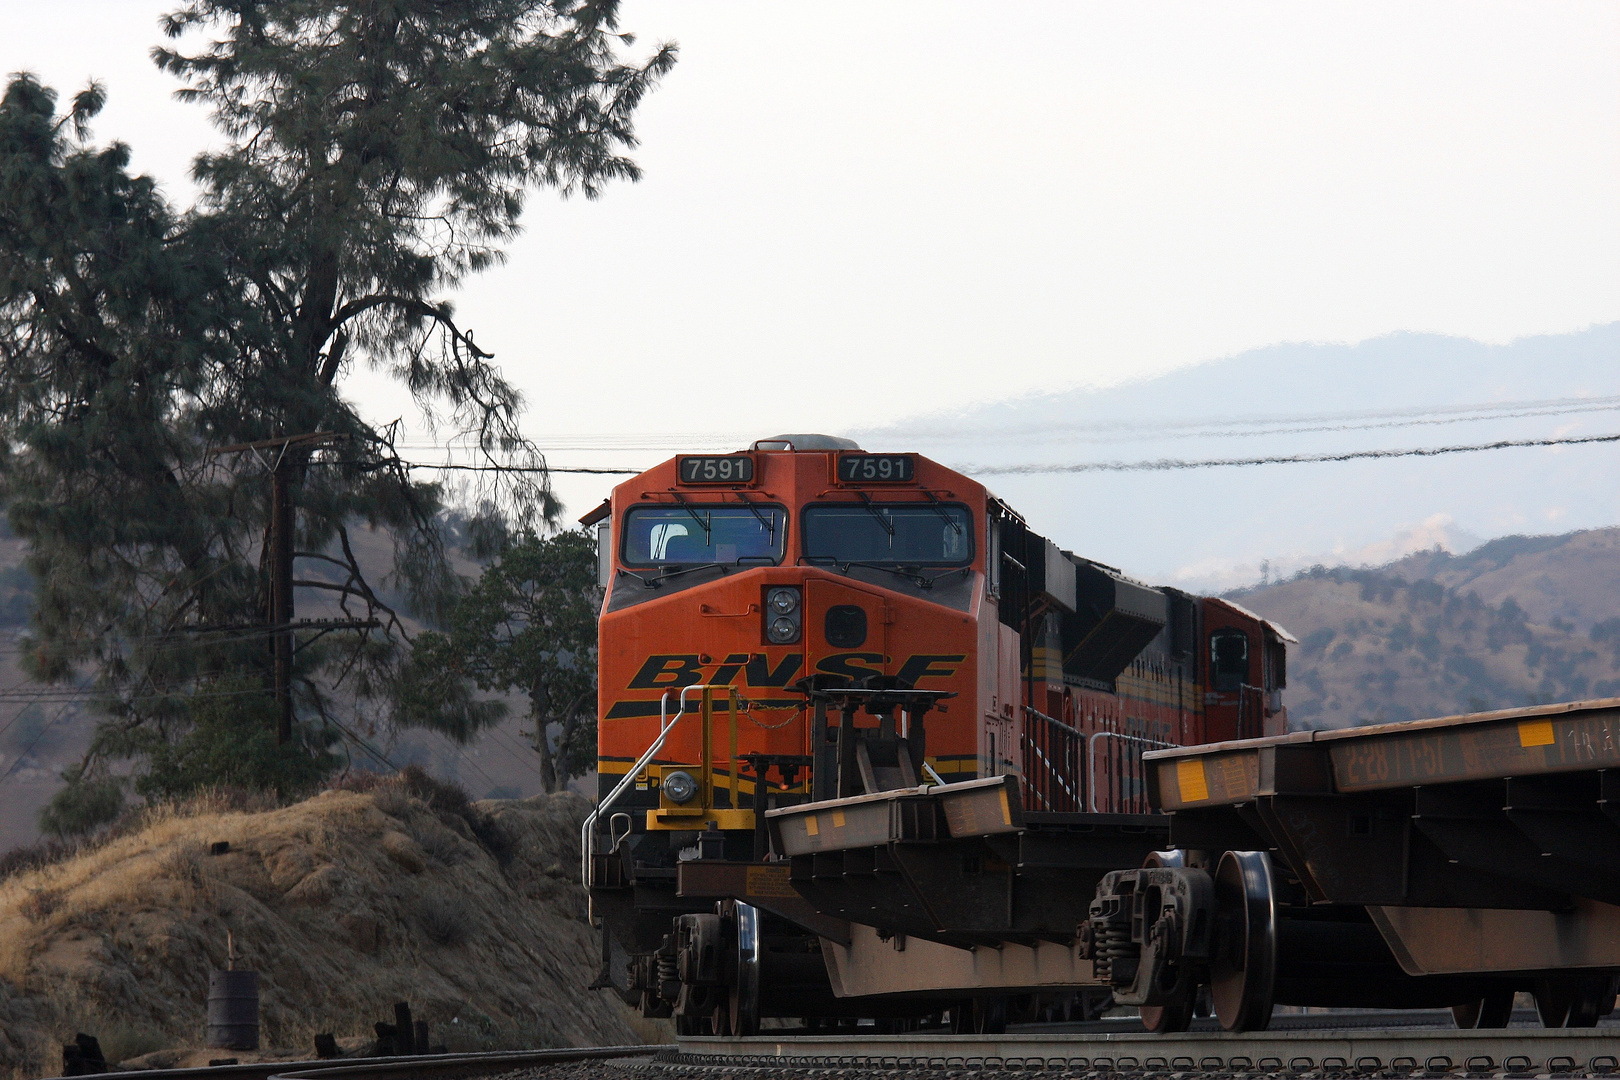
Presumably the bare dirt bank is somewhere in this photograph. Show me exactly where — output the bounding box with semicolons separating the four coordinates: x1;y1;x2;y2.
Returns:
0;781;645;1077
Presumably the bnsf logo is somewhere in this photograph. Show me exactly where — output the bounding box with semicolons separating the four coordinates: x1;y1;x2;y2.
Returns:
604;652;967;719
626;652;964;689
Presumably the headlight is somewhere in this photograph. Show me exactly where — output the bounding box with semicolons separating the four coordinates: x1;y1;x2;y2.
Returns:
764;587;801;643
662;769;698;804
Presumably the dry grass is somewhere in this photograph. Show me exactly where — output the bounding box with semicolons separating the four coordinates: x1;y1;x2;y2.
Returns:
0;783;636;1077
416;889;471;946
0;787;289;887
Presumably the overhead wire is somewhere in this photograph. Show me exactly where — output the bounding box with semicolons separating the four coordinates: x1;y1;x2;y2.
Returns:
0;698;76;787
965;430;1620;476
903;397;1620;446
317;713;399;772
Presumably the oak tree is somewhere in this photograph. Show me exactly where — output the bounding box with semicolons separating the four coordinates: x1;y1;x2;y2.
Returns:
403;529;598;794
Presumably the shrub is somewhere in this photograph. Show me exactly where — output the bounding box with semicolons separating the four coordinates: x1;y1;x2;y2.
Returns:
417;891;470;946
0;836;86;881
38;775;125;838
98;1023;166;1065
398;766;512;863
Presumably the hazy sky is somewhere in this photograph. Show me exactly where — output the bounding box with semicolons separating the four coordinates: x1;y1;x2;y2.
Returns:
5;1;1618;519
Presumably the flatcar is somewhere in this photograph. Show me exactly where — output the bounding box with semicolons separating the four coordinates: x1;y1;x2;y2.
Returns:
581;435;1291;1032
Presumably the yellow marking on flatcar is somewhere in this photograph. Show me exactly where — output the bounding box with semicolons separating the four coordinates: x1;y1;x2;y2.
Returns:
1177;758;1210;802
745;865;798;898
1518;718;1556;747
805;815;819;837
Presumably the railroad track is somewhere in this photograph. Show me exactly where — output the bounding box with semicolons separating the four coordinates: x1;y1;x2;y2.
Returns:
57;1017;1620;1080
54;1045;665;1080
669;1022;1620;1078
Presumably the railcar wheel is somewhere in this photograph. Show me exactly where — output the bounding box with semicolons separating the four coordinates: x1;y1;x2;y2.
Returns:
1452;989;1515;1029
1139;1000;1195;1034
950;998;1008;1034
728;902;761;1036
1209;850;1277;1033
1536;975;1618;1028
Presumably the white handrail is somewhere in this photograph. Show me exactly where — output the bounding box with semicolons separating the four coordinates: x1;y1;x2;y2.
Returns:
1087;730;1178;813
580;683;716;923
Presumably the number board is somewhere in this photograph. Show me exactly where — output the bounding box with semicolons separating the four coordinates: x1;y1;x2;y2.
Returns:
678;455;755;484
837;453;916;483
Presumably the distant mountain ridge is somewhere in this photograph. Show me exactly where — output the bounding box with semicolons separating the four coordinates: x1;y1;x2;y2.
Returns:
864;322;1620;591
1230;526;1620;729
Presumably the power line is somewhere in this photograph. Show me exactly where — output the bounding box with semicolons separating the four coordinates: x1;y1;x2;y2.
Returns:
0;685;274;705
310;457;640;475
0;699;75;787
965;430;1620;476
0;693;69;743
915;399;1620;447
318;714;399;773
403;462;640;475
887;392;1620;445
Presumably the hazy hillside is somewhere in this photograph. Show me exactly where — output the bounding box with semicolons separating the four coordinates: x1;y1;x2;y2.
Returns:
1233;527;1620;728
865;322;1620;591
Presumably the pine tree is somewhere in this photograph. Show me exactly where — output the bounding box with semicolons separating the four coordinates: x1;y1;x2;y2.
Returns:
0;2;672;829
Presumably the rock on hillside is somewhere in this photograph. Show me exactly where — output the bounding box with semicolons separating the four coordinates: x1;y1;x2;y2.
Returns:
1233;565;1620;729
0;782;641;1077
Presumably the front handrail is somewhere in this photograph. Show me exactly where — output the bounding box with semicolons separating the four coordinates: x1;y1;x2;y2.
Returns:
1087;730;1178;813
580;683;715;923
1022;705;1086;812
1023;703;1084;736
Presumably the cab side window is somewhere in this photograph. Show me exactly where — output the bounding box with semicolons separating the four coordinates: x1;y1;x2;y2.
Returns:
1211;629;1249;692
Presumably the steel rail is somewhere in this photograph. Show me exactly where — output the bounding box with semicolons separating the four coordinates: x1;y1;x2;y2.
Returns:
47;1044;667;1080
678;1028;1620;1075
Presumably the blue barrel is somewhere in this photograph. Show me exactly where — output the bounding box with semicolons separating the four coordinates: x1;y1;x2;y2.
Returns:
206;970;259;1050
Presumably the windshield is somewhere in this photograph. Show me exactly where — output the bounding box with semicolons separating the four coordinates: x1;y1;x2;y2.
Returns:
803;504;973;566
622;505;786;566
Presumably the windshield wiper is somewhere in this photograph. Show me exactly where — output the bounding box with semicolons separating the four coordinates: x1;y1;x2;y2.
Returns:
669;492;712;538
802;556;938;590
645;561;730;586
922;490;964;535
854;490;894;537
617;562;730;589
616;567;658;588
733;492;777;540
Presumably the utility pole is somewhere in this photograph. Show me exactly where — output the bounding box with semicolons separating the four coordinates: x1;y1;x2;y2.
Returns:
207;431;355;746
269;453;296;745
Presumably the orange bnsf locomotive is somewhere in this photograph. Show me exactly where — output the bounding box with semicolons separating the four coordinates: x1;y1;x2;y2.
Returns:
581;435;1290;1032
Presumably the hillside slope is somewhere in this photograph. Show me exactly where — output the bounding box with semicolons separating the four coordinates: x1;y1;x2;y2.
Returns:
1383;528;1620;631
1233;528;1620;728
0;780;639;1077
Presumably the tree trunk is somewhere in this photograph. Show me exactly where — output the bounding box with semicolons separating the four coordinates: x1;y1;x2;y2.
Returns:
529;687;557;793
